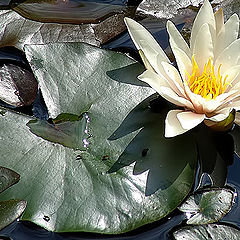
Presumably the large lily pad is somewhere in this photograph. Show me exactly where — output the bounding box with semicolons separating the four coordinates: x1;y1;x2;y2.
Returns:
0;43;197;233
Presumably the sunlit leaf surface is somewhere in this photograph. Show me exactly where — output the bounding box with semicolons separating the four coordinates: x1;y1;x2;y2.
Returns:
173;223;240;240
179;188;235;224
0;10;99;50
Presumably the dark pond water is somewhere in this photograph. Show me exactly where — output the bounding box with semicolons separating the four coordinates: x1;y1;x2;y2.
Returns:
0;0;240;239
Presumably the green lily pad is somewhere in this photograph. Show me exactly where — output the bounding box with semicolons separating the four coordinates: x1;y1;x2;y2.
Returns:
179;188;235;224
0;43;197;233
172;223;240;240
0;166;20;194
0;199;27;230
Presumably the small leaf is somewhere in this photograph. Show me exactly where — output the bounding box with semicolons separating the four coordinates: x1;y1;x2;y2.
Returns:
0;166;20;194
179;188;235;225
27;113;90;150
0;199;27;230
0;64;38;106
172;223;240;240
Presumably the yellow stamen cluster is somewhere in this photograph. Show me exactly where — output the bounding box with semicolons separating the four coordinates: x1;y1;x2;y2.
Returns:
186;56;229;100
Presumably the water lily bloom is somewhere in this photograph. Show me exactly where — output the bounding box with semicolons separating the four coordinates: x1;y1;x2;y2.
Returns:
125;0;240;137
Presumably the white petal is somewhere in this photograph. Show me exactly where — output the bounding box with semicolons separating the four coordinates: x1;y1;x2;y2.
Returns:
234;112;240;125
183;82;204;113
203;90;238;113
171;46;192;81
124;18;169;65
215;90;238;103
215;93;240;111
138;69;169;87
167;21;191;58
215;14;239;58
207;108;231;122
138;70;194;109
138;49;155;72
229;100;240;111
158;86;194;109
202;98;223;113
214;8;224;35
139;40;168;76
192;23;214;71
190;0;216;52
177;111;205;130
224;65;240;92
161;61;187;98
229;75;240;92
165;110;188;137
215;39;240;74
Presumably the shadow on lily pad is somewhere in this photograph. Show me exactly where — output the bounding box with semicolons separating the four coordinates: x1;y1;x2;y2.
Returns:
106;63;149;87
194;123;234;188
108;94;197;196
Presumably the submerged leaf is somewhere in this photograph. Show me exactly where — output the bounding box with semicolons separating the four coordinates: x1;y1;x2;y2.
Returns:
179;188;235;224
11;0;128;24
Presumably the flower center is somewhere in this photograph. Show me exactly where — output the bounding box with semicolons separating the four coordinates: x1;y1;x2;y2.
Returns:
186;56;229;100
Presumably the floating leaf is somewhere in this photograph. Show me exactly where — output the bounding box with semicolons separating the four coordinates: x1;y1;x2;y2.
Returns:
0;166;20;194
0;1;10;8
27;112;90;150
0;199;27;230
11;0;128;24
0;43;196;233
179;188;235;225
136;0;203;19
0;10;99;50
0;63;38;106
172;223;240;240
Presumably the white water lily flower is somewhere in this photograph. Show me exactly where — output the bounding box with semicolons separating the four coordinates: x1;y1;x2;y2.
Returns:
125;0;240;137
